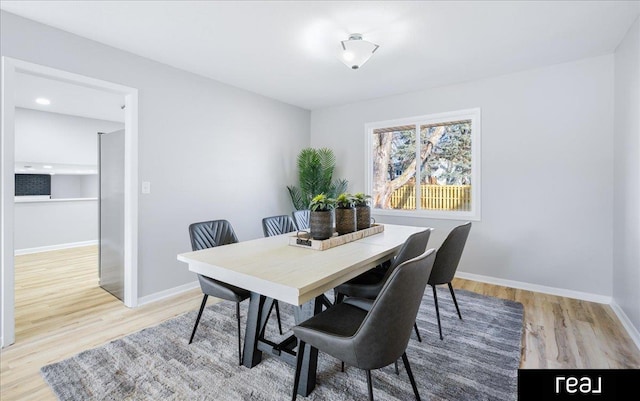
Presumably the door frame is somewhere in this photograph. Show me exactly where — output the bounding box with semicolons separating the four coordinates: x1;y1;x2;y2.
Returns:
1;57;139;347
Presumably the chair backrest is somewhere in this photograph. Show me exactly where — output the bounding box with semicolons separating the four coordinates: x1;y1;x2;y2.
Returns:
351;248;436;370
262;215;297;237
428;222;472;285
188;219;238;251
378;228;433;285
292;209;310;231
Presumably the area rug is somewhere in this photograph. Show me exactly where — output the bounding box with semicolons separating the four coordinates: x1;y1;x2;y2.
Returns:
41;288;524;401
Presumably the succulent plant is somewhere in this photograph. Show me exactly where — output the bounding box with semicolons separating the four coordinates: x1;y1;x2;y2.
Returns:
335;192;356;208
353;192;372;207
309;193;336;212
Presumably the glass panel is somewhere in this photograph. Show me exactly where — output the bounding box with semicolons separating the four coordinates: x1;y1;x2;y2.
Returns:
371;126;416;210
420;120;472;211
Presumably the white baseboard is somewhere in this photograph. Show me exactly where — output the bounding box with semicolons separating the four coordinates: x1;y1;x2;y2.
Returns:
137;281;200;306
609;300;640;352
456;271;613;304
14;240;98;255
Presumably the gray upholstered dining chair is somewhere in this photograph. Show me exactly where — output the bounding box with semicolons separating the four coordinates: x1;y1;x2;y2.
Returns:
291;248;437;401
262;214;297;237
188;219;281;364
333;228;433;342
428;222;472;340
291;209;310;231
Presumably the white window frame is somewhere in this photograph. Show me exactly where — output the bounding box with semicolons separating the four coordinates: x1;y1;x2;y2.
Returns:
365;108;481;221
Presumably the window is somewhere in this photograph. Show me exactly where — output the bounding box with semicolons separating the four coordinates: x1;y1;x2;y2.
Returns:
365;108;481;220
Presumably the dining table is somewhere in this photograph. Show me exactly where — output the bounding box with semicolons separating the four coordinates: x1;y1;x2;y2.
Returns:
177;223;428;396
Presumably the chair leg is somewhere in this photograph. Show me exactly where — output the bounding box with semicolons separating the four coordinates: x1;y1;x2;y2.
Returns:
291;340;306;401
413;322;422;342
394;360;399;375
236;302;242;365
189;294;208;344
275;301;283;335
335;290;345;304
448;282;462;320
320;294;333;310
341;361;345;372
366;369;374;401
402;352;421;401
432;285;443;340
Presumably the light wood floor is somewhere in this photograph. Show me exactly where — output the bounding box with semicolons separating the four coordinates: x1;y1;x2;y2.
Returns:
2;246;639;400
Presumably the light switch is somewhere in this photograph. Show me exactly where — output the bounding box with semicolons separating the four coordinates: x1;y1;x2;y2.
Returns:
142;181;151;194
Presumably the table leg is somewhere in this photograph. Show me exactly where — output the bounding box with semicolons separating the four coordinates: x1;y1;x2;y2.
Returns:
292;296;323;396
242;292;266;367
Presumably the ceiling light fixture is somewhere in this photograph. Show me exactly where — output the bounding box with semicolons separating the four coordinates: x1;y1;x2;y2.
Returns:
340;33;379;70
35;97;51;105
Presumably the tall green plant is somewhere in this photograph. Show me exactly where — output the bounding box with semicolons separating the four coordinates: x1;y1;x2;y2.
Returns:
287;147;348;210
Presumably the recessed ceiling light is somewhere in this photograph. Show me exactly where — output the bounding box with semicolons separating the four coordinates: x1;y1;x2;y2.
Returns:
35;97;51;105
43;165;53;169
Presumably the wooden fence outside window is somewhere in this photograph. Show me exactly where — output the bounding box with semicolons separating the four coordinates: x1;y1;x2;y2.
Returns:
388;184;471;211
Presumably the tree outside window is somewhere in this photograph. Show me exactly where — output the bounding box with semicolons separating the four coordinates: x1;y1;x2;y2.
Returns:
366;109;480;220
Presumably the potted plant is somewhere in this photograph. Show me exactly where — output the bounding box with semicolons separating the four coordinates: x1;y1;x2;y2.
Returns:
287;147;348;211
335;192;356;235
309;193;336;240
353;192;373;230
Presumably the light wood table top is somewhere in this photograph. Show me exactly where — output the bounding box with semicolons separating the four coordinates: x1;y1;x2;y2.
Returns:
177;224;429;306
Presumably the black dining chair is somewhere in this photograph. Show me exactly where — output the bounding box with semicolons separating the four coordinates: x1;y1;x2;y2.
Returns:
428;222;472;340
334;228;433;342
291;248;437;401
188;219;281;364
291;209;310;231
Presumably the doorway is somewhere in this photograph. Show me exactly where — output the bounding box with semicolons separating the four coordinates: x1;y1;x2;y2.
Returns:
1;57;139;347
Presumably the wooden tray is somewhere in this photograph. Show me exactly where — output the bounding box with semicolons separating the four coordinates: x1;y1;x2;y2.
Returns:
288;224;384;251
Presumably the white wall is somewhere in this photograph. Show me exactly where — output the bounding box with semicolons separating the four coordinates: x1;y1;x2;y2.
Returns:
13;107;114;252
13;200;97;251
14;107;123;165
613;17;640;333
1;11;311;297
51;174;97;198
311;55;614;297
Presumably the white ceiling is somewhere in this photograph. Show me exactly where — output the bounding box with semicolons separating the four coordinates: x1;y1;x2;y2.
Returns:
2;1;639;110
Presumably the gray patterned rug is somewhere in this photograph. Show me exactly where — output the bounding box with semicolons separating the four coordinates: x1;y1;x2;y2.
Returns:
41;288;524;400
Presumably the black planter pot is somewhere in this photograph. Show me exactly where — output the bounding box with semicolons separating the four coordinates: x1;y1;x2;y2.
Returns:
356;205;372;231
335;207;356;235
310;210;335;240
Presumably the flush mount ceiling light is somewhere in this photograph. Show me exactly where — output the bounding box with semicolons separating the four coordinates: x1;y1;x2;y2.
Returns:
340;33;379;70
35;97;51;105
